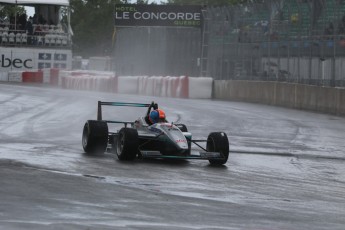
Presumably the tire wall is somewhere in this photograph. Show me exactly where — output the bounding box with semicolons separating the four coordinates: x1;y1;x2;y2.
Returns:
214;80;345;116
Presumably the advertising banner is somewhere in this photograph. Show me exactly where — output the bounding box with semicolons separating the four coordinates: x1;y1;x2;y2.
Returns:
0;47;72;72
114;4;202;27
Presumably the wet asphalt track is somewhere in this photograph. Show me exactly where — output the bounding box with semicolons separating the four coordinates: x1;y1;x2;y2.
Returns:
1;83;345;230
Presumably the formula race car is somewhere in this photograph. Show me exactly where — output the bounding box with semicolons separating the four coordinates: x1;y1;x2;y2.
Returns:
82;101;229;165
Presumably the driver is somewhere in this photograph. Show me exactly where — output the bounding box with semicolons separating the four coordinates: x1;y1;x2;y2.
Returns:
149;109;166;124
144;102;168;125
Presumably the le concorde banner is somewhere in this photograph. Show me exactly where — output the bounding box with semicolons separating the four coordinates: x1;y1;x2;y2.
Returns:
114;4;202;27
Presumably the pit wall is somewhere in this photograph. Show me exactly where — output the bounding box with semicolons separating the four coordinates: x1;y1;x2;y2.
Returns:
214;80;345;116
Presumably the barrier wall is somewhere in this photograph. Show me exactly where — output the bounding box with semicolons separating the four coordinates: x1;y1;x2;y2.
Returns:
1;68;344;116
1;69;43;83
60;70;117;93
0;72;8;81
137;76;189;98
8;71;23;82
188;77;212;99
22;71;43;83
58;72;212;99
214;80;345;116
118;76;139;94
0;68;212;99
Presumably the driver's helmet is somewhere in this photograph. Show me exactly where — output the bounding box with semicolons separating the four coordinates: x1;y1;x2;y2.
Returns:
149;109;166;124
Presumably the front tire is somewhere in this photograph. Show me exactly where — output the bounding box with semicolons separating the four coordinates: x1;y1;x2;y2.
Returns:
207;132;229;165
82;120;108;154
115;128;139;161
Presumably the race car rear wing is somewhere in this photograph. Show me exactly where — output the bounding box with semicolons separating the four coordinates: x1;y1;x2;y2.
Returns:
97;101;151;121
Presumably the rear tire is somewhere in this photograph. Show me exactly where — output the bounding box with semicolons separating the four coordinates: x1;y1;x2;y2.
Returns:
82;120;108;154
115;128;139;161
207;132;229;165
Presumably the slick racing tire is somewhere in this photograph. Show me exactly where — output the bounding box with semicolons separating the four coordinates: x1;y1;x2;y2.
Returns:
176;124;188;132
115;128;139;161
206;132;229;165
82;120;108;154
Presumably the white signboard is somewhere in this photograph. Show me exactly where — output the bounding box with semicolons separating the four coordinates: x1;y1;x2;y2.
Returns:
0;47;72;72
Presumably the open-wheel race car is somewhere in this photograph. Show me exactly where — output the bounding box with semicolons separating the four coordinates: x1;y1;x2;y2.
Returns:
82;101;229;165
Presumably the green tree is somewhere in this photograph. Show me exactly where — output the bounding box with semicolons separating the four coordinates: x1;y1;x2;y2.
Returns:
70;0;121;57
0;4;26;22
70;0;160;57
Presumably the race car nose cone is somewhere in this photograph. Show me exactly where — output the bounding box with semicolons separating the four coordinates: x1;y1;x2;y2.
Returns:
176;139;188;149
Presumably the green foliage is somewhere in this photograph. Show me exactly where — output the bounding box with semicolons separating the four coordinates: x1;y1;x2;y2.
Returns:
0;4;26;22
70;0;160;57
70;0;121;57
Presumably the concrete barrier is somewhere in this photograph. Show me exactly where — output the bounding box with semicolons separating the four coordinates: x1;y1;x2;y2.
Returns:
42;72;212;99
214;80;345;116
22;71;43;83
0;72;8;81
118;76;138;94
136;76;189;98
188;77;213;99
1;68;65;84
50;68;60;86
42;68;51;83
274;82;296;108
138;76;159;96
8;71;23;82
338;89;345;115
51;71;214;99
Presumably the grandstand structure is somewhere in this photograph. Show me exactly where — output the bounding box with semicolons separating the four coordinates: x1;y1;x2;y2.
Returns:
0;0;72;72
202;0;345;87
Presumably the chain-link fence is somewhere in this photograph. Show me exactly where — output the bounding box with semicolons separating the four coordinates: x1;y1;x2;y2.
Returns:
203;0;345;87
113;0;345;87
